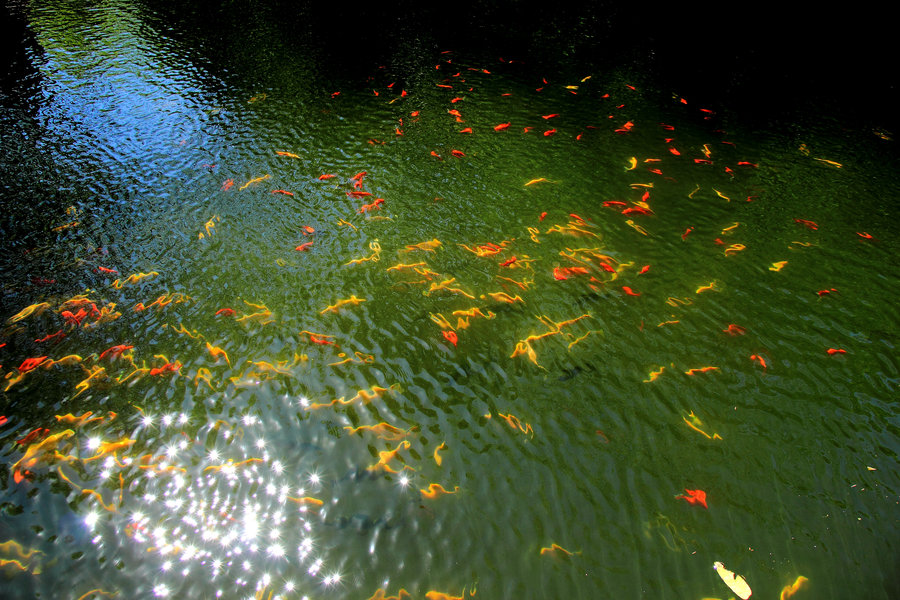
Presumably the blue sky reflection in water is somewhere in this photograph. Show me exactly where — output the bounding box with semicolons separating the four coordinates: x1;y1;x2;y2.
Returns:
0;2;898;599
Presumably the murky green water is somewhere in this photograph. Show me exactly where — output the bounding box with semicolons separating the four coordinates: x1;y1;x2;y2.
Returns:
1;2;898;599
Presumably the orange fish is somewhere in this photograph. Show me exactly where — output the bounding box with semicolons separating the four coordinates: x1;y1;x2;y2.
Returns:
430;151;443;160
494;122;511;131
317;174;336;180
694;158;713;165
737;161;758;167
826;348;846;355
638;265;650;275
622;286;640;296
542;113;559;119
685;366;718;375
817;288;837;296
271;189;294;196
34;330;65;343
603;201;627;207
621;206;653;215
750;354;767;369
16;428;50;446
295;241;314;251
275;151;300;158
359;198;385;213
500;256;517;267
723;324;746;335
347;191;373;197
149;362;180;376
448;109;462;117
676;488;708;508
442;330;458;346
351;171;367;180
94;266;118;274
99;344;133;360
794;218;818;230
302;225;315;235
856;231;875;239
450;97;463;103
681;227;693;240
668;147;681;155
411;110;420;116
222;179;234;191
539;212;547;221
459;127;473;133
215;308;236;317
543;129;557;136
450;149;466;157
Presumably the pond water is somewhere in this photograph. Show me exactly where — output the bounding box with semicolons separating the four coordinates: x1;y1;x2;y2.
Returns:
1;2;898;599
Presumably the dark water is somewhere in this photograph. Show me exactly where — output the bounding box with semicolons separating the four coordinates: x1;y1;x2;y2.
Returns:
1;2;898;599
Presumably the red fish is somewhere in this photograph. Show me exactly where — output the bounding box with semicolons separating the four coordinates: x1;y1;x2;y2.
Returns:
543;129;557;136
614;121;634;134
622;286;640;296
668;147;681;156
34;330;65;343
330;91;340;98
660;123;675;130
222;179;235;191
737;161;758;167
347;191;373;197
856;231;874;239
598;263;615;273
622;206;653;215
542;114;559;119
694;159;713;165
94;266;118;274
411;110;420;116
99;344;134;360
677;489;708;509
302;225;315;235
450;149;466;157
295;241;314;251
576;132;583;140
826;348;847;355
271;189;294;196
539;212;547;221
494;122;511;131
500;256;517;267
430;151;443;160
149;362;180;376
215;308;236;317
442;330;458;346
351;171;367;181
750;354;767;369
359;198;385;213
603;201;627;208
459;127;473;133
681;227;693;240
16;428;50;445
317;174;336;180
450;97;463;103
448;109;462;117
817;288;837;296
638;265;650;275
61;308;88;326
523;126;533;133
18;356;48;372
723;324;746;335
794;218;818;230
309;334;337;347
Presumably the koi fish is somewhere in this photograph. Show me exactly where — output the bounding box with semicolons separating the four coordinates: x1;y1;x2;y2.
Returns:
780;576;809;600
99;344;133;360
271;189;294;196
148;362;180;376
539;212;547;221
359;198;385;213
542;113;559;119
614;121;634;134
430;151;443;160
622;206;653;215
685;366;718;375
826;348;847;355
238;174;270;190
694;158;713;165
713;188;731;201
275;151;300;158
7;302;52;324
93;266;118;274
723;324;746;335
403;239;442;252
857;231;875;239
794;218;818;230
16;428;50;446
604;200;627;208
500;256;517;267
668;147;681;156
723;243;746;256
813;158;842;168
750;354;767;369
447;109;462;117
696;281;718;293
675;488;707;508
625;157;637;170
215;308;235;317
543;129;556;136
817;288;837;296
450;149;466;157
442;330;458;346
459;127;473;133
347;190;373;197
494;122;511;131
295;241;314;251
770;261;788;271
525;178;550;186
713;562;752;600
681;227;693;240
317;174;336;180
303;331;338;347
622;286;641;296
302;225;315;235
18;356;48;372
222;178;235;191
34;330;65;343
737;161;758;167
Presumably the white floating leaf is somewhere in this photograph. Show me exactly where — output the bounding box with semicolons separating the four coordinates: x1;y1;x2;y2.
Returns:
713;561;752;599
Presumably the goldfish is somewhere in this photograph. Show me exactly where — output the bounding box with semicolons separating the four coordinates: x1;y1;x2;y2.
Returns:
359;198;385;212
275;151;300;158
459;127;473;133
320;295;367;314
723;324;746;335
7;302;52;324
542;113;559;119
34;330;65;343
317;173;336;180
16;428;50;446
643;366;665;383
295;241;314;251
676;488;708;508
271;189;294;196
302;331;338;347
93;266;118;274
770;261;788;271
420;483;459;499
681;227;693;240
817;288;837;296
221;179;234;191
540;543;580;557
638;265;650;275
347;190;373;197
433;442;447;465
543;129;557;136
826;348;847;355
403;239;442;253
450;149;466;157
499;256;517;267
625;157;637;170
750;354;767;369
149;362;180;376
442;330;458;346
696;281;718;293
779;576;809;600
18;356;48;372
494;122;511;131
813;158;842;168
723;243;746;256
713;188;731;201
215;308;235;317
694;158;713;164
857;231;875;239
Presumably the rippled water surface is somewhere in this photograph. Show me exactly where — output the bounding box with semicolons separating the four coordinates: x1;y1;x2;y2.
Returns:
1;2;898;599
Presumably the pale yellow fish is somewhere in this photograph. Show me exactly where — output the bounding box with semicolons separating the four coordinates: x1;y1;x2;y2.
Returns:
713;561;752;600
713;188;731;201
813;157;842;168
